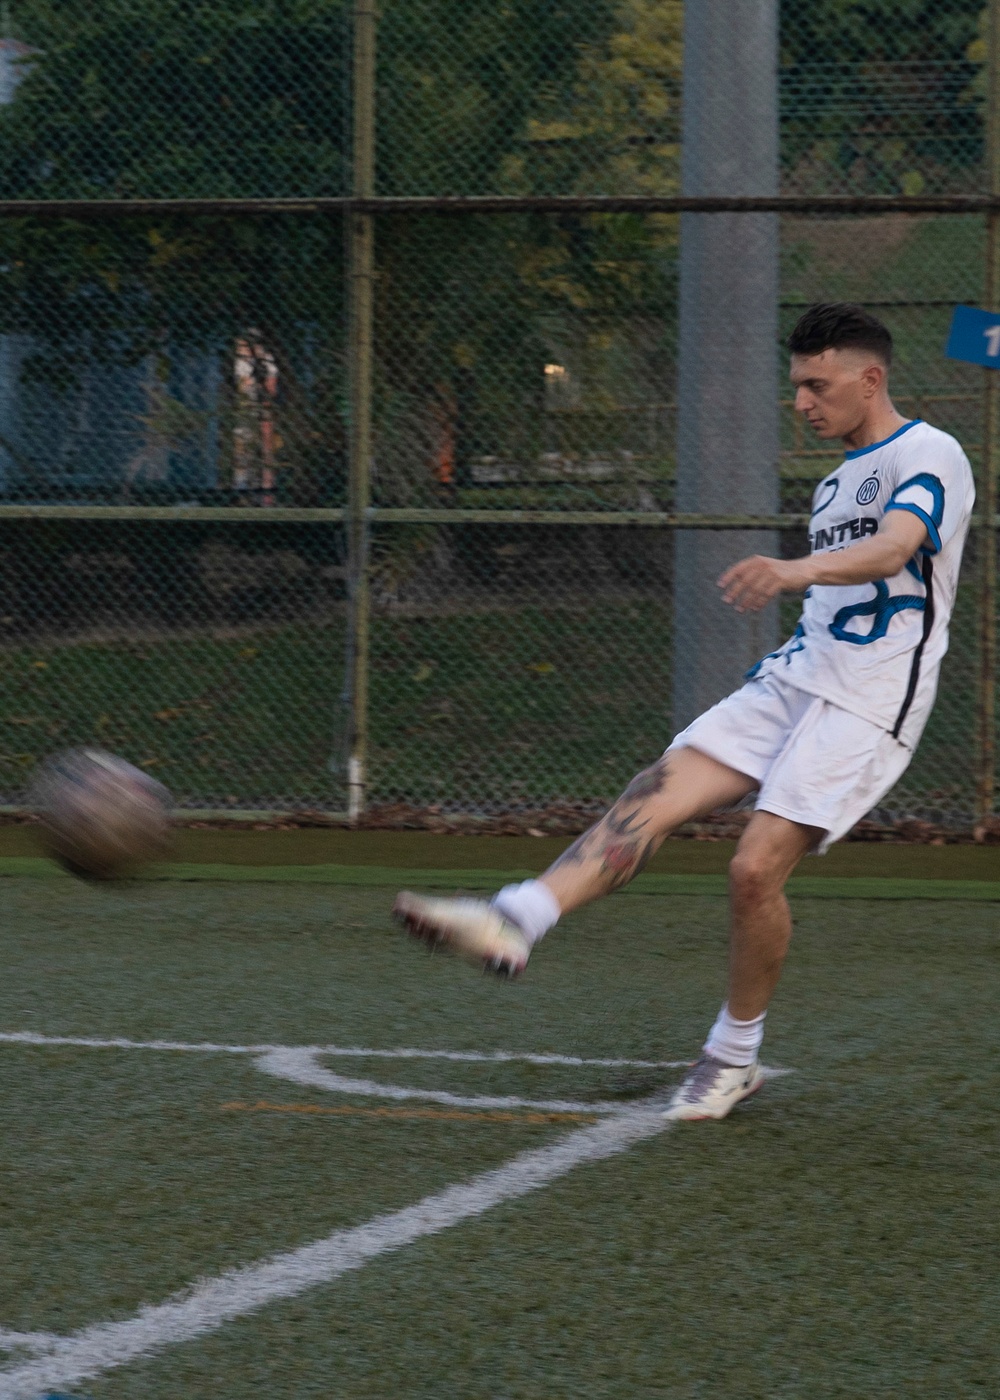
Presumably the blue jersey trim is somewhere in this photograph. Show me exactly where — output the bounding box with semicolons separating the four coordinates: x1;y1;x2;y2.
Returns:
745;620;806;679
885;473;945;554
843;419;922;460
829;579;925;644
885;501;942;554
810;478;839;519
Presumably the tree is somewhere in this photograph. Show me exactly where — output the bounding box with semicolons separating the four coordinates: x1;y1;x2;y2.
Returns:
0;0;682;505
779;0;985;193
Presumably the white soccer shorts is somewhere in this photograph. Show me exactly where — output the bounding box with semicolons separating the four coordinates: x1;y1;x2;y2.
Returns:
668;672;914;854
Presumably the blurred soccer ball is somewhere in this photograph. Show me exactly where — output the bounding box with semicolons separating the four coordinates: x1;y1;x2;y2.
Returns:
31;748;172;880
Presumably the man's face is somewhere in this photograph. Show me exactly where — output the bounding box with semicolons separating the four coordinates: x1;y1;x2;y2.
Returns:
790;347;885;440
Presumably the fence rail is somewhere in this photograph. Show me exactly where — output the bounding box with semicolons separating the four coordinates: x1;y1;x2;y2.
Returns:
5;195;1000;217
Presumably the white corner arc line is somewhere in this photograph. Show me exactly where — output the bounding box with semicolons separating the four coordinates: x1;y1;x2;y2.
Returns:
254;1048;621;1115
0;1110;669;1400
0;1031;690;1070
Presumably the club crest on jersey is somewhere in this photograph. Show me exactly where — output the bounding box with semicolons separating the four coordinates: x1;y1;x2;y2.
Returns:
856;476;880;506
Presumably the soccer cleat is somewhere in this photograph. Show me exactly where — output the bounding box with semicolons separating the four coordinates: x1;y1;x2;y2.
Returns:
392;891;531;978
662;1055;765;1121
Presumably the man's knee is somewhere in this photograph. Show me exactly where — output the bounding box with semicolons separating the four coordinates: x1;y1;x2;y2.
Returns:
728;847;788;903
729;813;817;903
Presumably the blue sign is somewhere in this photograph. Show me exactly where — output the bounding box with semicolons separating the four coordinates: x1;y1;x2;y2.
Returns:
946;304;1000;368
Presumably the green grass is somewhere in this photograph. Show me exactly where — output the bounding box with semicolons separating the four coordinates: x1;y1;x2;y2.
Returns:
2;854;1000;900
0;622;346;808
7;820;1000;878
370;600;673;807
0;602;676;812
2;875;1000;1396
0;582;983;824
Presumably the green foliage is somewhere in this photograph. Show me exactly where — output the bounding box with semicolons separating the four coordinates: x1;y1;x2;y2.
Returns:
0;0;681;502
0;0;986;501
377;0;617;197
0;3;341;497
371;0;682;498
779;0;984;67
779;0;986;192
514;0;682;197
0;0;349;199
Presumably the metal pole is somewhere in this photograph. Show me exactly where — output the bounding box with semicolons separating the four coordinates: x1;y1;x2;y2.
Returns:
978;0;1000;832
346;0;376;825
673;0;780;732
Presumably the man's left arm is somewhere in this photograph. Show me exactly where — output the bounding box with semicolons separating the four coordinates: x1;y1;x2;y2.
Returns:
718;510;930;614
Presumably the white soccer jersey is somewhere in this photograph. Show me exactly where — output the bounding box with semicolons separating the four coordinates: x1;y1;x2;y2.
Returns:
749;418;975;748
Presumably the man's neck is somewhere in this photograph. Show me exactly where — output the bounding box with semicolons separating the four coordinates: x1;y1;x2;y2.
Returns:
841;403;908;452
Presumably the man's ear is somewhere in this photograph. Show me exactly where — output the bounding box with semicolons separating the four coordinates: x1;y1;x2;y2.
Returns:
860;361;886;399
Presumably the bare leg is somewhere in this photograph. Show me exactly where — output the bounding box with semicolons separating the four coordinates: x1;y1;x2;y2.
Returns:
725;811;819;1019
540;747;756;916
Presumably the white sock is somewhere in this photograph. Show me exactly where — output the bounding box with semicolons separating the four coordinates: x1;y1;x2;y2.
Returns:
492;880;561;947
704;1003;766;1067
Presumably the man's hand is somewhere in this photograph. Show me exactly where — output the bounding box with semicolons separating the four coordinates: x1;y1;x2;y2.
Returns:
717;512;931;613
717;556;809;613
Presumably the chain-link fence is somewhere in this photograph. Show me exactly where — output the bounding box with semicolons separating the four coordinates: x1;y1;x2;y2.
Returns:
0;0;995;832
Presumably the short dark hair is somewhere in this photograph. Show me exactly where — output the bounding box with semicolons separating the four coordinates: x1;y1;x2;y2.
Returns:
787;302;893;366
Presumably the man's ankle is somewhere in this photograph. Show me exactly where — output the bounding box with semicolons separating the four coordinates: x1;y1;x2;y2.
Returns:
492;879;561;946
703;1003;766;1066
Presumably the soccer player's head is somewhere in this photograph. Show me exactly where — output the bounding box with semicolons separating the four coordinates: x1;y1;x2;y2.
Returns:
787;303;893;440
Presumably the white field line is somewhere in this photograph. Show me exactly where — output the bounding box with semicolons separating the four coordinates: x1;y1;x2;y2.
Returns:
0;1031;791;1116
254;1048;624;1115
0;1108;669;1400
0;1031;689;1069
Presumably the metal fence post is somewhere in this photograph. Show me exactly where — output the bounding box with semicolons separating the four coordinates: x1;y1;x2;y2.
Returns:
673;1;780;733
978;0;1000;832
346;0;376;825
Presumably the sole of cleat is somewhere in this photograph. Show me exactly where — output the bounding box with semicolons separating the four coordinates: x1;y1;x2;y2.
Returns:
392;894;445;947
482;958;519;981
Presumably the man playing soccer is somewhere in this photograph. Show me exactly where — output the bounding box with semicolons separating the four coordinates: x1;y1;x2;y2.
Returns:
394;303;975;1121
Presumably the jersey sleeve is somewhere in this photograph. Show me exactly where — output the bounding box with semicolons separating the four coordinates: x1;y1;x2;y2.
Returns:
883;442;973;555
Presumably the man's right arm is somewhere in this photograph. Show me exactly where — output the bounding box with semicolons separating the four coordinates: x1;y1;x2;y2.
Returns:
718;510;929;614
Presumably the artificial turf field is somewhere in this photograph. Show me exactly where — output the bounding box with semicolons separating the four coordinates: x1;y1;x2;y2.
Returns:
1;835;1000;1398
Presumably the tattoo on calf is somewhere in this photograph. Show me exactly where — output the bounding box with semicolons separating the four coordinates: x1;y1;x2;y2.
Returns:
549;757;670;880
599;835;656;892
547;756;671;885
604;806;651;838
